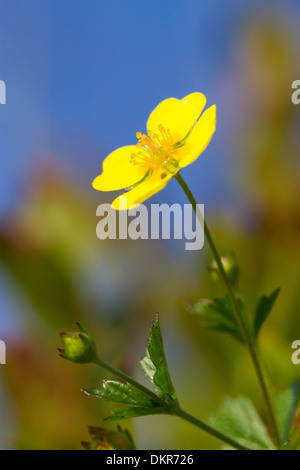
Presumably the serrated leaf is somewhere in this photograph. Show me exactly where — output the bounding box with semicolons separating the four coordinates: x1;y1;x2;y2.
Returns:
82;425;136;450
209;397;275;450
84;380;159;407
186;296;245;343
104;405;165;421
140;314;177;405
276;381;300;443
254;288;280;336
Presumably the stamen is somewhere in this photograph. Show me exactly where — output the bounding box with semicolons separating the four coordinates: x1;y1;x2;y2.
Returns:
130;126;179;174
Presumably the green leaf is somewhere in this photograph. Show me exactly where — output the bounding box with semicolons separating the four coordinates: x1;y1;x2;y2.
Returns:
81;315;178;423
82;425;136;450
276;381;300;443
104;406;165;421
140;354;156;383
140;314;178;405
209;397;275;450
83;380;159;407
186;296;245;343
254;288;280;336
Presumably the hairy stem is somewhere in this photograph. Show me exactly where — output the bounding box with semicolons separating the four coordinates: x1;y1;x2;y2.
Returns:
175;172;281;449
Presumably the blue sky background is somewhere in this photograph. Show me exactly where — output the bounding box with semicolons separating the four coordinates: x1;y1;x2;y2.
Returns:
1;0;299;217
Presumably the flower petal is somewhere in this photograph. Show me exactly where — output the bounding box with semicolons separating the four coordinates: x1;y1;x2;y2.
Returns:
178;105;216;168
112;171;173;210
92;146;147;191
147;93;207;144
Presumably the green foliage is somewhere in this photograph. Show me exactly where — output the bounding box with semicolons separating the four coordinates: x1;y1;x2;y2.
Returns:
104;406;166;421
186;296;245;343
140;314;178;405
82;425;136;450
61;314;300;450
83;380;160;407
254;288;280;337
209;397;275;450
81;314;177;421
276;381;300;446
83;380;166;421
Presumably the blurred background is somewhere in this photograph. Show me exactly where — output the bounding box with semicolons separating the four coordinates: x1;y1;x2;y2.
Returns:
0;0;300;449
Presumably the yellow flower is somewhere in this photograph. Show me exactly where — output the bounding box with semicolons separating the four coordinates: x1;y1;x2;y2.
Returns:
93;93;216;210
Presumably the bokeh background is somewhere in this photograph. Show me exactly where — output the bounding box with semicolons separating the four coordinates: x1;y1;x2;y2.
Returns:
0;0;300;449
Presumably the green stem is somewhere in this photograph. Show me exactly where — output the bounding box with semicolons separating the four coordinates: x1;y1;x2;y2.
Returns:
175;172;281;449
93;356;250;450
175;408;248;451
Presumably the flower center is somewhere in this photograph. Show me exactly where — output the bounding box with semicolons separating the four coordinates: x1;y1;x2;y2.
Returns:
130;124;180;175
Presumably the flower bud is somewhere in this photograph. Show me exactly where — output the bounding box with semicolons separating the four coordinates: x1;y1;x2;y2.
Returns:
59;323;98;364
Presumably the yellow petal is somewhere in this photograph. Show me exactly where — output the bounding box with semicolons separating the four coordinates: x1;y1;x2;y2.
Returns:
178;105;216;168
147;93;207;144
92;146;147;191
112;170;173;210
